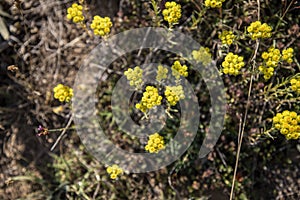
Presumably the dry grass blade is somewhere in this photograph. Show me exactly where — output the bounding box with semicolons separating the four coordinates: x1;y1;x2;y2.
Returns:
0;16;9;40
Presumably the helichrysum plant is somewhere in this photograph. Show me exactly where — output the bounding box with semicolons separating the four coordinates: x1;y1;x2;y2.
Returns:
219;30;235;45
90;16;113;37
204;0;226;8
192;47;212;65
171;61;188;80
145;133;165;153
106;164;123;179
66;3;85;23
124;66;144;90
156;65;168;82
162;1;182;27
247;21;272;40
164;85;185;106
272;110;300;140
53;84;73;103
221;52;245;76
135;86;163;113
290;78;300;94
258;47;281;80
282;47;294;64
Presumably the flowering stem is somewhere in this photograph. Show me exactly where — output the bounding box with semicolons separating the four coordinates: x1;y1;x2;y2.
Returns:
50;115;74;151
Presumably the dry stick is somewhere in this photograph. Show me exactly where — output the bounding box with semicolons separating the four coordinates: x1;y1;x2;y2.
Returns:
229;1;262;198
50;114;74;151
168;164;181;200
229;40;261;200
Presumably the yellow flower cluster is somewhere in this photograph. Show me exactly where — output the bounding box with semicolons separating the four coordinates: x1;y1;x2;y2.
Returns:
247;21;272;40
145;133;165;153
124;66;143;89
156;65;168;82
106;165;123;179
53;84;73;103
164;85;185;106
273;110;300;140
204;0;226;8
66;3;85;23
135;86;163;113
258;47;281;80
90;16;113;36
290;78;300;94
282;47;294;63
171;61;188;79
192;47;212;66
162;1;182;25
219;30;235;45
221;52;245;76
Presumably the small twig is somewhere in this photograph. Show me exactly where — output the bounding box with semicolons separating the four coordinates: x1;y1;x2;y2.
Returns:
137;28;151;57
230;38;260;200
168;165;181;200
274;0;295;32
92;173;101;200
50;114;74;151
216;147;227;168
257;0;260;21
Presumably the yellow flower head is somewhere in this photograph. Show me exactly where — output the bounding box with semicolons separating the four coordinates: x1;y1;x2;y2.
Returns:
164;85;185;106
171;61;188;79
290;78;300;94
204;0;226;8
106;164;123;179
145;133;165;153
258;46;281;80
192;47;212;65
247;21;272;40
219;30;235;45
162;1;182;25
53;84;73;103
67;3;85;23
221;52;245;76
282;47;294;64
90;16;113;36
135;86;162;113
156;65;168;82
273;110;300;140
124;66;144;90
